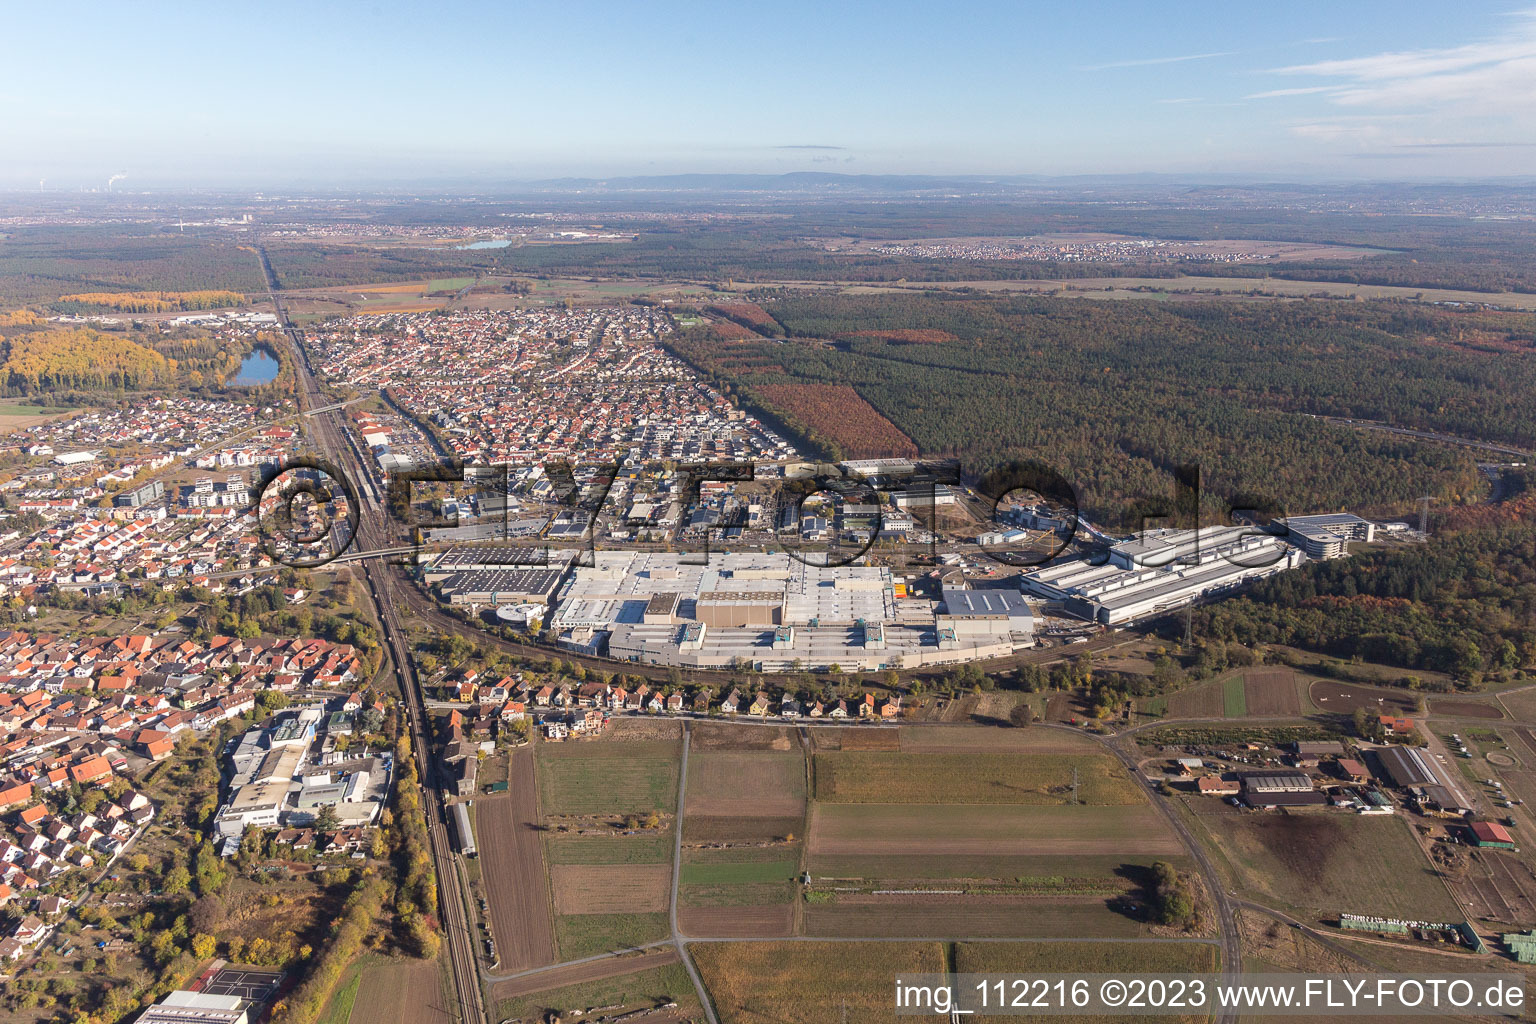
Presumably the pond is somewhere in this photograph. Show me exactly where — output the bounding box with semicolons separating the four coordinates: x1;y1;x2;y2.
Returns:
232;347;280;385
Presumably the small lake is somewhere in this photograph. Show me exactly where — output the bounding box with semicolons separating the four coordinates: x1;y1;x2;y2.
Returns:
232;347;280;385
455;239;512;250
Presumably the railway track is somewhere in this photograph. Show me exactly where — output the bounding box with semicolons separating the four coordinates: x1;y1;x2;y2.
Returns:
256;245;488;1024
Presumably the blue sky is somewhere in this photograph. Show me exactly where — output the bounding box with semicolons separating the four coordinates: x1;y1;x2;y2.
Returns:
6;1;1535;186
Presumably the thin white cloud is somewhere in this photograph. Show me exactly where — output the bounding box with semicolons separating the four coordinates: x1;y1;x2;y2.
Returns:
1255;8;1536;152
1079;51;1234;71
1262;7;1536;113
1246;86;1339;99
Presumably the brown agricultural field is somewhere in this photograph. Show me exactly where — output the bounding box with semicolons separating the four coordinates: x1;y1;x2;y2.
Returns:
551;864;673;915
899;725;1102;754
480;751;557;971
349;958;452;1024
1497;688;1536;724
812;751;1143;805
685;750;806;818
803;901;1143;938
754;382;920;459
839;729;901;751
491;954;697;1023
807;804;1183;859
678;904;795;938
692;722;795;750
684;814;802;846
605;718;684;742
1184;799;1461;922
691;940;945;1024
808;851;1188;882
702;319;764;340
1165;680;1226;718
1244;669;1303;716
953;941;1217;1022
706;301;779;332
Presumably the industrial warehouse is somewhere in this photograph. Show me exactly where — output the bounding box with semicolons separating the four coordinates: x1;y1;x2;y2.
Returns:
416;508;1383;669
543;550;1034;671
1021;524;1305;625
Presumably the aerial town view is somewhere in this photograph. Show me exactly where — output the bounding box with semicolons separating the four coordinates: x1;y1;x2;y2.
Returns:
2;3;1536;1024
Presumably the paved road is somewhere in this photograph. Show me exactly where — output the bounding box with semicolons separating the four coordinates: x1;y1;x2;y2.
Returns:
1073;724;1244;1024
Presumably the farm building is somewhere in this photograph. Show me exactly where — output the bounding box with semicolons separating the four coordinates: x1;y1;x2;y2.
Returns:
1196;776;1240;796
1238;770;1312;795
1238;770;1321;808
1420;785;1474;818
1336;758;1368;782
1375;746;1442;789
1291;740;1345;765
1469;821;1516;849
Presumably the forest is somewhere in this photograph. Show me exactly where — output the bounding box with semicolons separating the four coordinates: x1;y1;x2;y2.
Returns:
1195;512;1536;689
0;226;266;306
0;328;171;392
55;290;246;313
671;292;1530;523
0;325;272;398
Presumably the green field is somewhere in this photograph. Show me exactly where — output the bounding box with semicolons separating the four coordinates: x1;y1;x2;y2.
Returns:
679;880;797;907
679;861;798;886
537;743;680;816
546;832;673;865
1223;675;1248;717
0;400;56;415
554;912;669;959
812;752;1143;805
427;276;475;292
316;963;365;1024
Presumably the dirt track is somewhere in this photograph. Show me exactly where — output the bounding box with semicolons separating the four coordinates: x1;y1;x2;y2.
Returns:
490;945;681;1000
1308;680;1417;715
1431;698;1504;719
480;750;557;972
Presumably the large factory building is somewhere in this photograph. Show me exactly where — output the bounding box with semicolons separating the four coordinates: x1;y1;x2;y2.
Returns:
1022;525;1303;625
